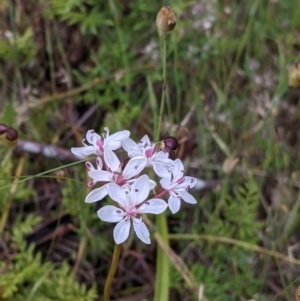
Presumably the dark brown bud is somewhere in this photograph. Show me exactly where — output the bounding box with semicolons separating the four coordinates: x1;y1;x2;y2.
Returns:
5;127;18;141
156;6;176;33
0;124;8;135
163;136;179;151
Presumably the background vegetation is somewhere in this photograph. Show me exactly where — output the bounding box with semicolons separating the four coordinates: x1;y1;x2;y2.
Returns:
1;0;300;300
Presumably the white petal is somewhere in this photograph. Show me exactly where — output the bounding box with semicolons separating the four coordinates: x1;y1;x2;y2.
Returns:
185;176;197;188
86;130;97;144
179;191;197;204
104;149;120;171
106;130;130;150
122;138;138;152
132;218;150;244
160;178;172;190
151;151;173;166
130;174;150;205
71;146;95;157
168;195;181;214
96;157;103;169
113;218;131;244
107;183;127;207
88;170;112;182
97;205;124;222
139;135;151;146
85;186;108;203
174;177;197;191
138;199;168;214
149;179;156;189
128;149;144;158
122;157;147;179
109;130;130;142
153;163;170;179
195;178;206;190
172;159;184;179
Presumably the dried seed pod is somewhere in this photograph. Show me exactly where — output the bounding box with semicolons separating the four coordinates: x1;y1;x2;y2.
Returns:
156;6;176;33
288;62;300;87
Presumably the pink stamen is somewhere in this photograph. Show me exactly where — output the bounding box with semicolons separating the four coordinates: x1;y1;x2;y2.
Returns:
96;139;104;153
127;207;137;217
177;177;185;184
145;147;154;158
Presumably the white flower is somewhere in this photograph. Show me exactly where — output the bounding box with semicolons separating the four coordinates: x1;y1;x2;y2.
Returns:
97;174;168;244
85;152;154;203
157;159;197;214
122;135;173;174
85;157;103;187
71;127;130;160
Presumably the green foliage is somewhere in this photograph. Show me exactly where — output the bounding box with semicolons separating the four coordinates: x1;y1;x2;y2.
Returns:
49;0;113;35
0;28;36;66
0;214;98;301
192;175;265;300
223;175;263;242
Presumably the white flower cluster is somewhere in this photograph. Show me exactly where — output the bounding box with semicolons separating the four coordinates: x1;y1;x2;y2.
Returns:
71;127;197;245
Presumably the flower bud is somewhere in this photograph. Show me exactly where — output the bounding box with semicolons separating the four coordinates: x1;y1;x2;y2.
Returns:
163;136;179;151
288;62;300;87
5;127;18;141
156;6;176;33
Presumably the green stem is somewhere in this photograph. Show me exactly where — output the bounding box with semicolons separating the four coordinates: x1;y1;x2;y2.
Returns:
103;243;122;301
153;32;169;301
155;33;167;141
154;214;169;301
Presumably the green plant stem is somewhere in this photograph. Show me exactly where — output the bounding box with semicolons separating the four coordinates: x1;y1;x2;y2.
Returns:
155;33;167;141
153;32;169;301
154;214;169;301
103;243;122;301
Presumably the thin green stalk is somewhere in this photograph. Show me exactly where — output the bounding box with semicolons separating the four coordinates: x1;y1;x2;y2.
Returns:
155;33;167;141
154;214;169;301
104;243;122;301
153;32;169;301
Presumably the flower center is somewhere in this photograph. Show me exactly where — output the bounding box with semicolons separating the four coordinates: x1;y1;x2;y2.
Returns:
95;139;104;155
126;207;137;217
114;173;127;186
145;147;155;158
